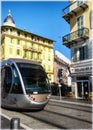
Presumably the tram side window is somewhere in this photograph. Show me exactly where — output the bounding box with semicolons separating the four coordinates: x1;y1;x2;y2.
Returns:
1;68;5;88
11;64;23;94
4;66;12;93
1;68;5;93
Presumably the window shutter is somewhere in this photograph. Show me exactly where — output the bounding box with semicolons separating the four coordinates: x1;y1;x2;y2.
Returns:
90;10;93;29
84;45;88;59
73;48;77;62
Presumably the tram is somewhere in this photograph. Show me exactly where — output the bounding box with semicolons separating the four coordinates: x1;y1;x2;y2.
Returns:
1;58;51;110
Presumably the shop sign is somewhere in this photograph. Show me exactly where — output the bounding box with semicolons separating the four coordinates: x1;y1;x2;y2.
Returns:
74;66;92;72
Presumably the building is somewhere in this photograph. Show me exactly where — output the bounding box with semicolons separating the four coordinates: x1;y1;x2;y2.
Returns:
62;1;93;99
1;11;54;82
54;50;71;85
54;50;71;96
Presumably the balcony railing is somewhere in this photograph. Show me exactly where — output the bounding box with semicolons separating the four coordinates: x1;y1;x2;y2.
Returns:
23;46;41;53
62;1;88;23
62;27;89;48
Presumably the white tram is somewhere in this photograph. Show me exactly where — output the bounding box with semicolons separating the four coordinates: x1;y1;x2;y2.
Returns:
1;58;51;110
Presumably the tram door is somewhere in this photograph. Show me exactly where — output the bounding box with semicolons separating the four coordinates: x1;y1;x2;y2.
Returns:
77;81;89;99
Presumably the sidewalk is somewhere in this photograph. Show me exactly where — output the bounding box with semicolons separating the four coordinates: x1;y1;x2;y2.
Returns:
1;115;25;130
50;95;92;105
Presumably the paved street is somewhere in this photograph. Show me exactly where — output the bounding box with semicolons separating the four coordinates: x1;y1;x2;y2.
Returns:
1;97;93;129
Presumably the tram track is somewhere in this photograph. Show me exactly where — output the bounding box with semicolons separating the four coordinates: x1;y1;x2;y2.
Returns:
48;100;92;113
21;100;92;129
21;109;67;129
1;100;92;129
21;102;92;128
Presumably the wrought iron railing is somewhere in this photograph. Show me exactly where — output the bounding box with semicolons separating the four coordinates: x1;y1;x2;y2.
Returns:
63;27;89;44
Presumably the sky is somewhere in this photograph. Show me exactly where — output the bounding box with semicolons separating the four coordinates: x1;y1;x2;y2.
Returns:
1;0;70;59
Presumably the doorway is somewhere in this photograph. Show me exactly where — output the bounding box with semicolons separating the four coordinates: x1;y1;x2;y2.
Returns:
77;81;89;99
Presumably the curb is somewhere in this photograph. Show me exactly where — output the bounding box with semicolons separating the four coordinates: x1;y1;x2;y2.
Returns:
50;99;92;107
1;113;34;130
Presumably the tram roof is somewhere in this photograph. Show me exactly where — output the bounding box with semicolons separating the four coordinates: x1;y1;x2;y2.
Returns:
1;58;41;66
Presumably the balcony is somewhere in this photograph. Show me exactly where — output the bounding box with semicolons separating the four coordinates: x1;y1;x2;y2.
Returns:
23;46;41;53
62;27;89;48
62;1;88;23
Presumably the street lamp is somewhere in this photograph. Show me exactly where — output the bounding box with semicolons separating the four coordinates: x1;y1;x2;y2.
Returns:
58;68;63;100
58;84;62;100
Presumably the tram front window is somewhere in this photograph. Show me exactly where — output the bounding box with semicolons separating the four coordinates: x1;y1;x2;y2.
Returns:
17;63;50;94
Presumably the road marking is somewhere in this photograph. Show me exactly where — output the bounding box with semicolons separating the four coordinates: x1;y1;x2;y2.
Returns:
50;99;92;107
1;113;34;130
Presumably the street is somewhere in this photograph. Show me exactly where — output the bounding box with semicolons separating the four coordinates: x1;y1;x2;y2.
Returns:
1;98;92;129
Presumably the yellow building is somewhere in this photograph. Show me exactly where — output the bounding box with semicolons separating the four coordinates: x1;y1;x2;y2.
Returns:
62;1;93;99
1;11;54;82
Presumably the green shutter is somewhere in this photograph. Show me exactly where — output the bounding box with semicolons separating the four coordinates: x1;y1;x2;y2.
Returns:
84;45;88;59
73;48;77;62
90;10;93;29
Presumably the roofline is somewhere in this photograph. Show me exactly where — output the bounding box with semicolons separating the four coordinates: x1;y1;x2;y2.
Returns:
1;25;55;42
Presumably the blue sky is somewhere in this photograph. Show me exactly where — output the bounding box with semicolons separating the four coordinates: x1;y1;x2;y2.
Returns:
1;1;70;59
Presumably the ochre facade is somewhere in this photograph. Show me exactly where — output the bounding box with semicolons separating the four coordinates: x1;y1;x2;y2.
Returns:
1;11;54;82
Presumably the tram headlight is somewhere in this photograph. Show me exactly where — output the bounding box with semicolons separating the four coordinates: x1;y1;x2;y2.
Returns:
46;94;51;99
27;94;36;101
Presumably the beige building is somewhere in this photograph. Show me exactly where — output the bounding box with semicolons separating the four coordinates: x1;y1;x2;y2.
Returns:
62;0;93;99
1;11;54;82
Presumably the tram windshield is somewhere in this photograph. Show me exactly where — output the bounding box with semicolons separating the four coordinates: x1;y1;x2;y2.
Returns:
17;63;51;94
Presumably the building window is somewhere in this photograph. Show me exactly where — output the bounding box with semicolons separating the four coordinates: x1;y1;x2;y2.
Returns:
11;38;13;43
17;40;20;45
31;43;33;48
37;38;39;42
37;54;40;60
31;35;34;40
77;0;83;6
17;31;20;36
48;41;50;44
10;28;12;32
43;40;45;43
9;47;12;54
6;28;8;32
73;45;88;62
30;52;33;59
24;51;27;58
17;49;20;55
77;15;84;31
25;34;27;37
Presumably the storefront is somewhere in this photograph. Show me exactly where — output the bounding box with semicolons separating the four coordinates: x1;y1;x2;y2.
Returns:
71;60;92;99
76;77;91;99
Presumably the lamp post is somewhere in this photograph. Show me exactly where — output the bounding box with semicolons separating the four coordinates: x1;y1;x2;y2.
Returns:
58;84;62;100
58;68;63;100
